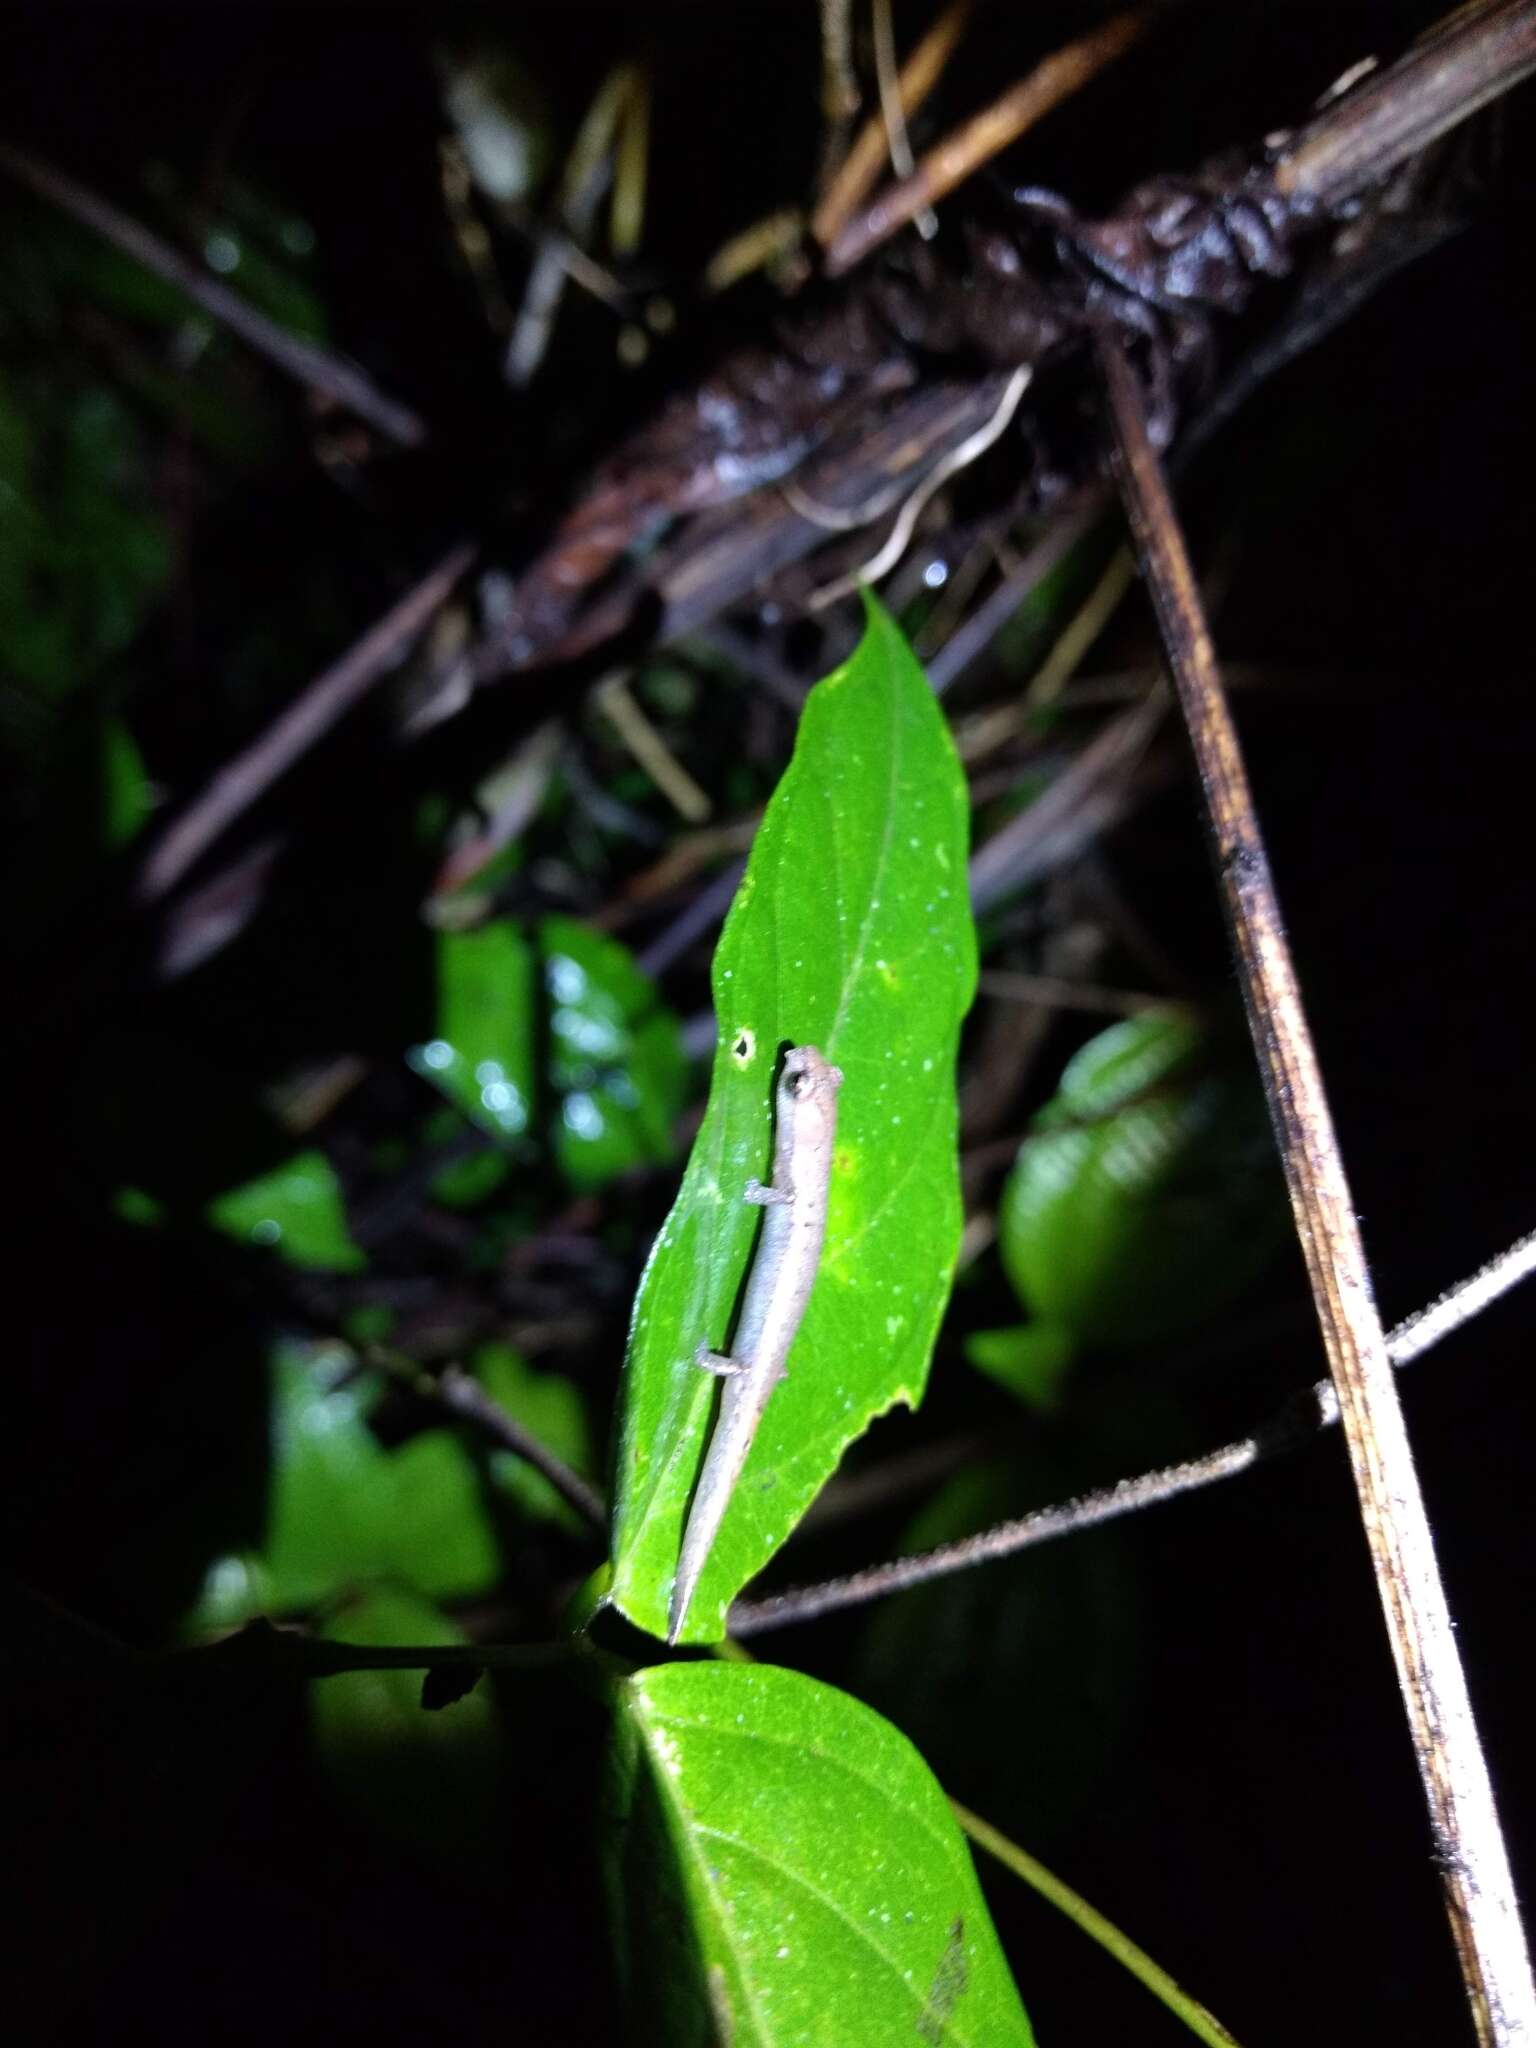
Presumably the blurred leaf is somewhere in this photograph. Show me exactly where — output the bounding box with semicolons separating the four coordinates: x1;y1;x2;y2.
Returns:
439;45;555;204
188;1341;499;1628
999;1008;1284;1349
965;1322;1076;1412
410;917;684;1191
473;1339;595;1530
607;1661;1035;2046
312;1585;500;1866
542;914;686;1191
610;598;976;1642
431;1143;510;1208
100;714;154;846
207;1148;365;1272
114;1185;166;1228
409;921;537;1141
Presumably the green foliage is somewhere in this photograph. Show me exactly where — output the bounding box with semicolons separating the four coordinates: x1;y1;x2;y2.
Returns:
544;913;687;1189
994;1008;1283;1355
964;1322;1076;1413
606;1661;1035;2047
609;599;976;1641
409;921;538;1140
472;1339;596;1530
409;916;685;1189
188;1341;499;1628
207;1148;365;1272
100;715;154;847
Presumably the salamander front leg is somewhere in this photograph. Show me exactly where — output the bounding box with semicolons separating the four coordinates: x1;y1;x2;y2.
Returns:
743;1176;790;1207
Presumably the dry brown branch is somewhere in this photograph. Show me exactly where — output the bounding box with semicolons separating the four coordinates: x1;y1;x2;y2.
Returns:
1097;335;1534;2048
813;0;972;251
432;1366;607;1531
967;684;1169;914
0;142;427;448
928;498;1106;694
823;4;1155;276
136;543;476;906
1273;0;1536;209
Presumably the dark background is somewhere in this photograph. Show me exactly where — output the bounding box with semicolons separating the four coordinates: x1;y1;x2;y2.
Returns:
3;6;1533;2044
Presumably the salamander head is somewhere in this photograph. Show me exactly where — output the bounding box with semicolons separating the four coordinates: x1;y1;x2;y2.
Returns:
779;1043;843;1120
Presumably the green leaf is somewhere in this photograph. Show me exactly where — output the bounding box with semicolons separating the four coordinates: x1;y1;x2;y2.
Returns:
542;914;687;1190
999;1008;1284;1348
472;1339;595;1530
409;921;537;1141
607;1662;1034;2047
100;715;153;847
964;1322;1076;1412
207;1148;365;1272
311;1586;500;1866
609;599;976;1641
188;1341;499;1627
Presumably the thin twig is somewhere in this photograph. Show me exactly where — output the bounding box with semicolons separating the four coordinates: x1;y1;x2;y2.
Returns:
0;142;427;447
135;543;476;905
1098;334;1534;2047
434;1366;609;1530
954;1801;1244;2048
366;1343;606;1531
977;968;1159;1016
813;0;972;251
928;497;1105;695
259;1626;579;1678
818;0;861;124
730;1228;1536;1627
872;0;936;238
823;5;1155;276
637;857;748;979
808;366;1032;606
967;682;1169;914
596;673;713;822
507;63;636;387
1386;1228;1536;1368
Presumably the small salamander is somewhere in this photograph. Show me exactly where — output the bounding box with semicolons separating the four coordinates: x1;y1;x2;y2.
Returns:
667;1044;843;1642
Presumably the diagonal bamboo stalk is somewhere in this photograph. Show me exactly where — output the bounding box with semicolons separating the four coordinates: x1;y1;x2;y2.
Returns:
135;542;476;905
0;142;428;448
1096;333;1535;2048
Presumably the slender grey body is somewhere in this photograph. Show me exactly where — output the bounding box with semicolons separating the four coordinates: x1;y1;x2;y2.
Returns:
667;1044;843;1642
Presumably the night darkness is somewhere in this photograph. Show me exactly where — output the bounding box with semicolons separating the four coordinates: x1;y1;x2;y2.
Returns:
3;7;1535;2045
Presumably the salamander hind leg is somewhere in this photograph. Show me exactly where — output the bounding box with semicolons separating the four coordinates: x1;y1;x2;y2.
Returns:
695;1343;746;1376
743;1176;789;1207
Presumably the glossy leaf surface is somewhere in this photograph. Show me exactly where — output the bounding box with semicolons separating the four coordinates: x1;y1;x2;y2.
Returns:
473;1338;595;1530
999;1008;1283;1348
188;1341;498;1627
542;913;686;1189
610;600;975;1640
409;921;537;1141
607;1661;1034;2047
207;1148;364;1272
